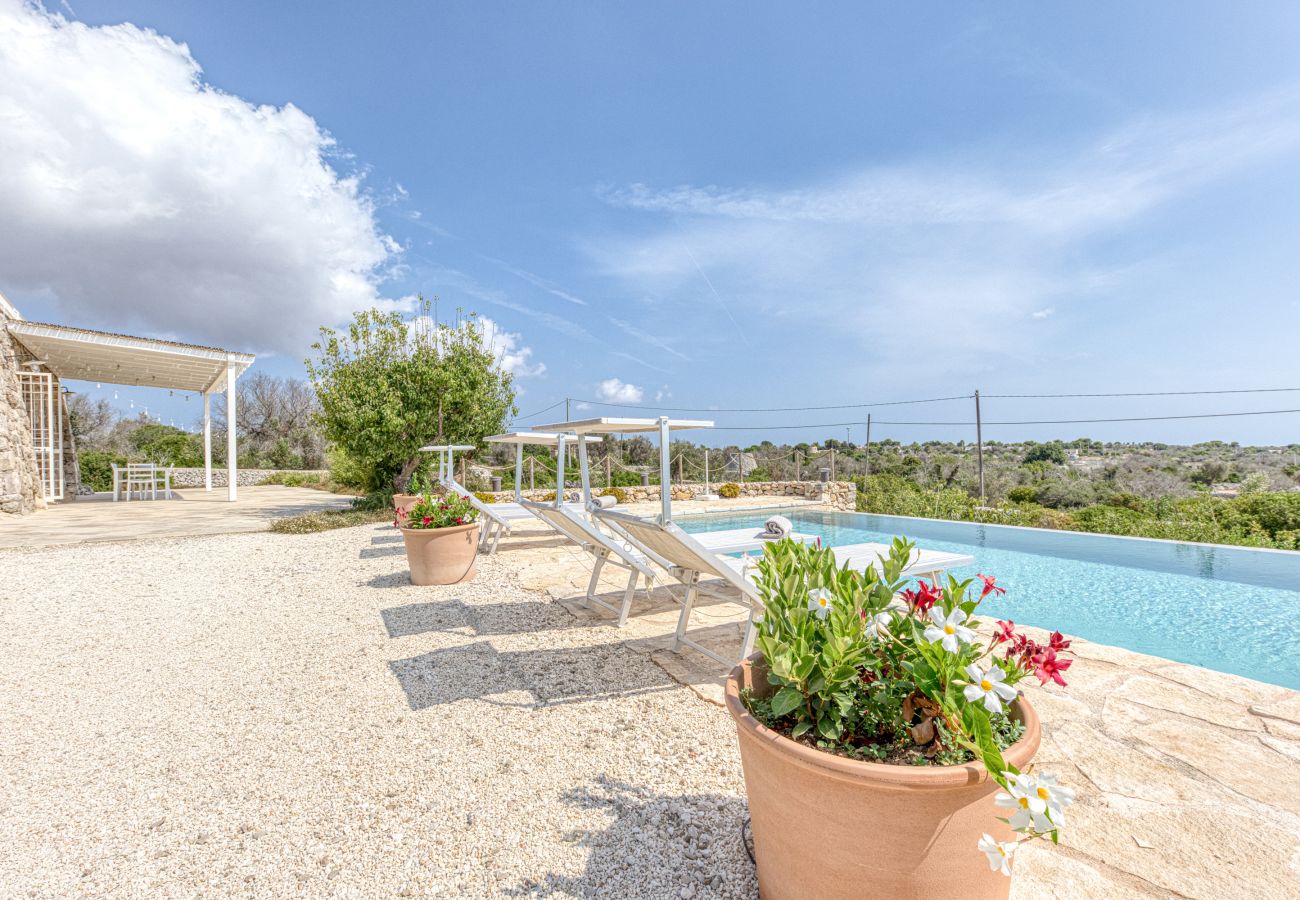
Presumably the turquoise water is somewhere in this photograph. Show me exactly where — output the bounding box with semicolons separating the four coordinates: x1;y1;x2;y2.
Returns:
677;508;1300;690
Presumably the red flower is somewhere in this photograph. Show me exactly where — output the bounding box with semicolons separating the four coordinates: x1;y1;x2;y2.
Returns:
901;580;944;615
456;517;464;524
1049;631;1071;653
977;574;1006;599
421;516;432;526
1031;648;1072;687
993;619;1016;644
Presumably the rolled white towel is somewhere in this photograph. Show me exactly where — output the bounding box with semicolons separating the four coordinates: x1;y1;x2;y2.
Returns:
764;515;793;538
593;494;618;509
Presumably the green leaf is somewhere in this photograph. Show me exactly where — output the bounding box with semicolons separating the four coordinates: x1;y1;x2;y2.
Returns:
791;721;812;739
770;686;804;719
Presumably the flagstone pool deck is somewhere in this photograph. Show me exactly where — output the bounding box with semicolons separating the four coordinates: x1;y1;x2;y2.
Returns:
1;498;1296;898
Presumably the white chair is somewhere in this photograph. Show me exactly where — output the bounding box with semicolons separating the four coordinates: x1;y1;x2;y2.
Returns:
124;463;158;501
594;508;975;668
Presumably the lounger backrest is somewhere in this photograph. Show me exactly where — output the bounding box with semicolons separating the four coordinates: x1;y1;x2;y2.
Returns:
594;510;758;600
441;477;510;527
522;501;660;579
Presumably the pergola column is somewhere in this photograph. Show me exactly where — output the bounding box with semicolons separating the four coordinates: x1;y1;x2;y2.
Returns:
203;393;212;491
226;361;238;502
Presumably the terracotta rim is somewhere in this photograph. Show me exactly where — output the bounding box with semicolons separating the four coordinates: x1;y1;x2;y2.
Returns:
398;522;480;536
724;653;1041;791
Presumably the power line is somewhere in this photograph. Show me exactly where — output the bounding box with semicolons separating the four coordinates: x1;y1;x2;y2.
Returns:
510;399;567;422
985;387;1300;399
570;393;975;413
707;407;1300;431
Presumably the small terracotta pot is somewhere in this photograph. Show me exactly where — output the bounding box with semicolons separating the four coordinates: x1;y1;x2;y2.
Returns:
725;654;1040;900
399;522;479;585
393;493;422;515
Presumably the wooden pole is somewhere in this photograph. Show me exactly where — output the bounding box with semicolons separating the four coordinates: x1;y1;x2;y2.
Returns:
975;390;985;507
605;453;612;488
530;456;535;491
830;447;836;481
677;453;683;484
864;414;872;476
796;450;802;481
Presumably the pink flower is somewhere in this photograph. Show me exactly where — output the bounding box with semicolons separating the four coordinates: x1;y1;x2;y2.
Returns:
1049;631;1071;653
977;574;1006;599
421;516;432;526
1031;648;1072;687
993;620;1016;645
901;581;944;615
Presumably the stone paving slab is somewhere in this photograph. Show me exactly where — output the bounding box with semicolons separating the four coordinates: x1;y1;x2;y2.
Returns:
0;485;355;548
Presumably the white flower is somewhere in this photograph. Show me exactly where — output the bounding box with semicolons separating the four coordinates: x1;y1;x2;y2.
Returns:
1032;772;1075;826
962;663;1018;714
995;772;1054;833
807;587;833;620
977;833;1017;876
923;607;975;653
866;610;893;639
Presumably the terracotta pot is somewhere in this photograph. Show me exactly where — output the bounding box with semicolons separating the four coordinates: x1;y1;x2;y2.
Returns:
399;522;479;585
725;654;1040;900
393;493;422;515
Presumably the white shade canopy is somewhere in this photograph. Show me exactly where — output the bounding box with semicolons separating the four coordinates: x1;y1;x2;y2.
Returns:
530;416;714;434
8;320;254;394
485;432;601;446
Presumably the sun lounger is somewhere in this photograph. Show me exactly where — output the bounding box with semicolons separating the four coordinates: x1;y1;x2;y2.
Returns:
594;509;974;668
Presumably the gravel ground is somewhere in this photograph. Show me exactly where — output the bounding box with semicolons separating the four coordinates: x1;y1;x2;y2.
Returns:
0;524;757;898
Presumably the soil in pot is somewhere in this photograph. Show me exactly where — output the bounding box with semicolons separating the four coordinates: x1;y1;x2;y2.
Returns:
724;655;1040;900
400;522;479;585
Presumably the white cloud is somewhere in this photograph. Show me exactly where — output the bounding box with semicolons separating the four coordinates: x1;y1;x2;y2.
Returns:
1030;307;1055;320
595;378;644;404
485;258;587;306
475;315;545;378
0;1;398;354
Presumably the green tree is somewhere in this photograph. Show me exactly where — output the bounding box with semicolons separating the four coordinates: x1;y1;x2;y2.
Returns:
1022;442;1068;466
306;302;516;493
129;423;203;466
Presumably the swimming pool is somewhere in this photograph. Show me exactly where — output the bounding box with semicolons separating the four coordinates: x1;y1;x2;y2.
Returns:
676;508;1300;690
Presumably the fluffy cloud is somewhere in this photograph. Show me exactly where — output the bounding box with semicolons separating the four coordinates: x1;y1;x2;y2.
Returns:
477;316;545;378
0;1;398;353
595;378;644;404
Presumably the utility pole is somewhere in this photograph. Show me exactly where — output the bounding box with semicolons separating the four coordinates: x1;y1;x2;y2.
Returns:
865;414;872;476
830;447;836;481
796;450;802;481
565;397;571;422
975;390;985;507
529;456;535;492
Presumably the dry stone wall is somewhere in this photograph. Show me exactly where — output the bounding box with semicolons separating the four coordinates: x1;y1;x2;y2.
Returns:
0;313;44;515
479;480;858;512
168;468;331;488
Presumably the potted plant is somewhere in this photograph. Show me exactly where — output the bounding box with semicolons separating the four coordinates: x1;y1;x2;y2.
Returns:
393;467;431;515
393;492;480;585
725;538;1074;900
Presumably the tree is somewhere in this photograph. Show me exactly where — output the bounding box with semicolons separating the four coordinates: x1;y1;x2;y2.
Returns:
307;302;516;493
212;372;324;469
1022;442;1068;466
66;393;116;447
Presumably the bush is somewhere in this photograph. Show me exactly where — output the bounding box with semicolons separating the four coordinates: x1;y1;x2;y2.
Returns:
718;482;741;499
1005;485;1037;504
600;487;629;504
78;450;126;492
473;491;497;505
1022;442;1068;466
1236;491;1300;537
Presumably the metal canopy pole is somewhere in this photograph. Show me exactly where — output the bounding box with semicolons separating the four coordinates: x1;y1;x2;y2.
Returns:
202;393;212;491
658;416;671;524
554;434;567;509
225;363;238;502
577;435;593;508
975;390;985;507
514;443;524;502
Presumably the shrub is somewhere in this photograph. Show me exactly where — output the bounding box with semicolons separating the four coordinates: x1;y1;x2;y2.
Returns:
473;491;497;505
1005;486;1037;504
1022;442;1068;466
77;450;126;492
600;486;629;504
718;482;741;499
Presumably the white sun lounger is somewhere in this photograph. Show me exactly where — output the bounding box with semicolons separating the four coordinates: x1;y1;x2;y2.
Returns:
443;474;585;554
521;500;668;627
594;508;974;668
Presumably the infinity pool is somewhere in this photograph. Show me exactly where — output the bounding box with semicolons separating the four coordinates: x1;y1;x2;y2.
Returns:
677;508;1300;690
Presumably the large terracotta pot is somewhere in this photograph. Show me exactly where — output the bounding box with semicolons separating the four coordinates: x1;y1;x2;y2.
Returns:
399;522;479;585
725;654;1040;900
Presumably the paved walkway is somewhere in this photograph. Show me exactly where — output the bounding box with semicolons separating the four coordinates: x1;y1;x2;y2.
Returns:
0;486;354;548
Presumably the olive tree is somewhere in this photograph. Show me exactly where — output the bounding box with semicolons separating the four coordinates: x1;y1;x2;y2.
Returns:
306;302;516;493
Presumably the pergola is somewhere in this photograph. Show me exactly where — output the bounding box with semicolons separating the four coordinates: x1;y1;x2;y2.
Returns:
7;320;255;501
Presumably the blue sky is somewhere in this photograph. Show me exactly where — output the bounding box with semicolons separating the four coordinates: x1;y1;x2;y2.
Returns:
3;0;1300;445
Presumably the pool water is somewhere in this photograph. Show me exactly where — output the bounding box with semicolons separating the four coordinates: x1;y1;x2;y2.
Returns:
676;508;1300;690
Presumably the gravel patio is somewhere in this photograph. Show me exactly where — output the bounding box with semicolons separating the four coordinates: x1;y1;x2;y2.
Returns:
1;510;1297;898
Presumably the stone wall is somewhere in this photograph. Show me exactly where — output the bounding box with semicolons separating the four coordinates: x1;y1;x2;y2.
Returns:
476;480;858;512
0;308;44;515
168;468;331;488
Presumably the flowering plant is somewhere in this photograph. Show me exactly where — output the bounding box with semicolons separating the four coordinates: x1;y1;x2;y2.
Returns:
744;537;1075;874
394;492;479;530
